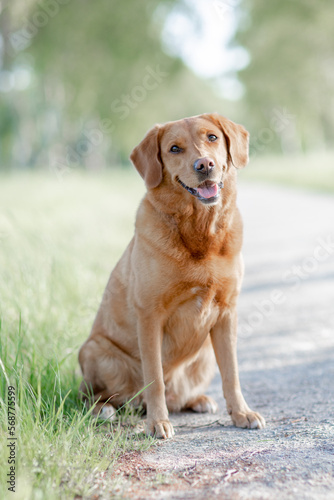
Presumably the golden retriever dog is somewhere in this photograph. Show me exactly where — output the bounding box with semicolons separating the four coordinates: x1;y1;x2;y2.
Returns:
79;112;265;439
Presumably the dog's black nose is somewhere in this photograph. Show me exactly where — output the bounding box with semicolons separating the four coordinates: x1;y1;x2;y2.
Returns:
193;157;215;176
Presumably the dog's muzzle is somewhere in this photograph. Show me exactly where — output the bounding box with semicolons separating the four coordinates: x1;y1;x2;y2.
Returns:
177;178;224;205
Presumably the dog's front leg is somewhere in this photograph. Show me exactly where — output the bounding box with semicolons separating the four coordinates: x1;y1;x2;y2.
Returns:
211;308;266;429
137;312;174;439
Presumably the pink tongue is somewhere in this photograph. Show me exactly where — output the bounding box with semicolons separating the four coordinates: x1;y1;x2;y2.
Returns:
197;183;218;199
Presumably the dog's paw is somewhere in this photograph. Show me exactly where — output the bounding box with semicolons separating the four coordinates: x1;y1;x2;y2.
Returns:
92;403;117;421
186;395;218;414
144;419;174;439
231;409;266;429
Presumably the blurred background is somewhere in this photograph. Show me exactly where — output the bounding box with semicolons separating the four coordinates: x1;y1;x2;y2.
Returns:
1;4;334;497
0;0;333;181
0;0;334;500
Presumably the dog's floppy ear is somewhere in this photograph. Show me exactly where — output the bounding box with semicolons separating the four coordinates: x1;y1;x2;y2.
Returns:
209;113;249;169
130;125;163;189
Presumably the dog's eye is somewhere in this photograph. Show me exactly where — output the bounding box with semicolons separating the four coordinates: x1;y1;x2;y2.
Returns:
208;134;217;142
208;134;218;142
170;145;182;153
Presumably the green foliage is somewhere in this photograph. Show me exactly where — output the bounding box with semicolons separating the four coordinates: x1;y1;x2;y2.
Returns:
2;0;332;171
235;0;334;153
0;0;226;170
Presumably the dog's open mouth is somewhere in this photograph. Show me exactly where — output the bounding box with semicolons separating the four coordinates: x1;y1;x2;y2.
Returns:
177;178;223;204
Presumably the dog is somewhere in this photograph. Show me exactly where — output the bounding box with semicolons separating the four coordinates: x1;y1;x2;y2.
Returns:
78;112;265;438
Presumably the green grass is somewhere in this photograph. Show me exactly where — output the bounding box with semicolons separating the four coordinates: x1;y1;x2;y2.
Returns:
0;170;154;500
239;150;334;192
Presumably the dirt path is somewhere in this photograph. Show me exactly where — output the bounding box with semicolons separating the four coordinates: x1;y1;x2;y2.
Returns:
108;184;334;499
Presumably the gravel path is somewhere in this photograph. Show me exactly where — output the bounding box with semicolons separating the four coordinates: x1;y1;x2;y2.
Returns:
111;183;334;499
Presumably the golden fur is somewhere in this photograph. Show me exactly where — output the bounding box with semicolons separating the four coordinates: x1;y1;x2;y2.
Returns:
79;113;265;438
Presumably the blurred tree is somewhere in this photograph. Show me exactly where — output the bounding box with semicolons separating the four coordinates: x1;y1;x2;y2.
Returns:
0;0;226;170
234;0;334;154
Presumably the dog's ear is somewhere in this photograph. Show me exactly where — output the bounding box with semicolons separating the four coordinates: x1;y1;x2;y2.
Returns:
130;125;163;189
208;113;249;169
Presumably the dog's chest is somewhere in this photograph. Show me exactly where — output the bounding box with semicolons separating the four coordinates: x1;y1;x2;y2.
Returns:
163;284;221;360
189;286;219;322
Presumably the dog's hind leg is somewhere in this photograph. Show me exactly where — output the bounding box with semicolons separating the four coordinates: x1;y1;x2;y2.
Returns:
78;335;143;418
184;394;218;413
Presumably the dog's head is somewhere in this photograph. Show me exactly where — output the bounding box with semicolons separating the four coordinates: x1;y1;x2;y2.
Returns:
130;113;249;206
